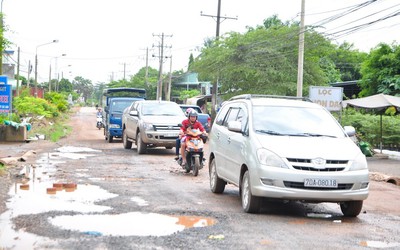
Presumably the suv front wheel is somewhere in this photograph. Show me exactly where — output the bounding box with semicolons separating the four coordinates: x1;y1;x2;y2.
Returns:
122;128;132;149
136;132;147;154
340;200;363;217
241;170;260;213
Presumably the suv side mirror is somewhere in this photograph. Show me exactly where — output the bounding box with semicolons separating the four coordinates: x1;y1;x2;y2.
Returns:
227;120;242;133
343;126;356;137
129;110;138;116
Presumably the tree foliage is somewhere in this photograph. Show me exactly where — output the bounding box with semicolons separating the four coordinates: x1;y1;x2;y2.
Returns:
191;15;336;100
329;42;367;82
106;67;159;100
359;43;400;97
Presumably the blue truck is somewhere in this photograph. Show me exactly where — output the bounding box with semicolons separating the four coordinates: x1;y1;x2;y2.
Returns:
102;88;146;142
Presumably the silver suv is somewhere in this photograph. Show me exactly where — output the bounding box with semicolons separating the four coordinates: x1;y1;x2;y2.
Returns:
122;100;186;154
208;94;369;217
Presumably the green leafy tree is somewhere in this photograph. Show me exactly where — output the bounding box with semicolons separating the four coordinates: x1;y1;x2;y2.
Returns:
106;67;159;100
330;42;367;82
191;16;335;100
58;78;73;93
359;43;400;96
72;76;94;103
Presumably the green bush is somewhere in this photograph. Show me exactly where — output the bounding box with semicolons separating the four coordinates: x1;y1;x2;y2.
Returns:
341;108;400;150
13;96;59;118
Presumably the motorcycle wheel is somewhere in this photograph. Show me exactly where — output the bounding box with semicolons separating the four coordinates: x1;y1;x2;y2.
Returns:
193;156;200;176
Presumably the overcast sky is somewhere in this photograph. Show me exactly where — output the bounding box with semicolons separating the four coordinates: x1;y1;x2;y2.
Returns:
4;0;400;84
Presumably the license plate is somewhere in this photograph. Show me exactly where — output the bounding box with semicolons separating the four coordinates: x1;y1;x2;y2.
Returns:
304;178;338;188
165;133;178;137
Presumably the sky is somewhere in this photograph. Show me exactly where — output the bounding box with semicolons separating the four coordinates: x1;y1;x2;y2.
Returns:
3;0;400;84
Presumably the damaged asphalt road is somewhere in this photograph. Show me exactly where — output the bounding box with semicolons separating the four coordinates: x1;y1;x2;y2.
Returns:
1;107;400;249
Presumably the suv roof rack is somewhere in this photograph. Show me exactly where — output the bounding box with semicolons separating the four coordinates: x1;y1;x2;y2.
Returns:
229;94;312;102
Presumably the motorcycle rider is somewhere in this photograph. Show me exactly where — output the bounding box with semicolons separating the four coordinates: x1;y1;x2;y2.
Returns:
178;109;207;166
96;107;102;117
175;108;194;159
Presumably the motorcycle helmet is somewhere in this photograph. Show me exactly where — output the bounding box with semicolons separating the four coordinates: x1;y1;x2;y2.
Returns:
185;108;194;117
188;110;198;119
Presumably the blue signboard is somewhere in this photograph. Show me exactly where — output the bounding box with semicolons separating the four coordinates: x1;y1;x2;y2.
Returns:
0;76;12;114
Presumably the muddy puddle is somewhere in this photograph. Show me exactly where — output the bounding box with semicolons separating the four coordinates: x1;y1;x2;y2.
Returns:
49;213;216;237
0;146;217;248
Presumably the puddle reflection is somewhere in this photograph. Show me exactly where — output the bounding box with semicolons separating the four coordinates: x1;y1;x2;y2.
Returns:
0;145;218;249
49;213;217;237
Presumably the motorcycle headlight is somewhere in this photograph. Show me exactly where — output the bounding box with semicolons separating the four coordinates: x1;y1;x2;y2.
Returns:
257;148;289;169
349;152;368;170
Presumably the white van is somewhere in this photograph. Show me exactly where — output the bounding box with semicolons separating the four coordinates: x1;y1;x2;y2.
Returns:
208;94;369;217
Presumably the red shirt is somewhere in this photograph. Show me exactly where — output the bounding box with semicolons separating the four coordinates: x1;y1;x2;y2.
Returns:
181;119;205;133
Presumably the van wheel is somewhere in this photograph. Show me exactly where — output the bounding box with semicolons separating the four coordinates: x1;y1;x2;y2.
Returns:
241;170;260;213
340;201;363;217
137;132;147;154
209;158;226;193
122;128;132;149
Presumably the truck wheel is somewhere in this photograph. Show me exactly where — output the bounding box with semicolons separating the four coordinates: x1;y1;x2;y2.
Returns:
137;132;147;154
107;135;113;143
122;128;132;149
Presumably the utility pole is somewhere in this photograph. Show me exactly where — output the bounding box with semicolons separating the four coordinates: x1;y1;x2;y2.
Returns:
145;47;149;87
166;56;173;101
16;47;20;96
201;0;237;121
153;33;172;100
27;60;31;88
297;0;305;97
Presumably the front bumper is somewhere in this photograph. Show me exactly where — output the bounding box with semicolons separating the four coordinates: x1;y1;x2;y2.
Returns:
250;167;369;202
141;130;180;147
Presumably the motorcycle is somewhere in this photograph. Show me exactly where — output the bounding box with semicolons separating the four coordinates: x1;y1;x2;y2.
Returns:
96;114;103;130
180;127;207;176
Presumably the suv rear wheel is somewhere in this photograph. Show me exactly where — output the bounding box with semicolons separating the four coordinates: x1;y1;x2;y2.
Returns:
209;158;226;193
241;170;260;213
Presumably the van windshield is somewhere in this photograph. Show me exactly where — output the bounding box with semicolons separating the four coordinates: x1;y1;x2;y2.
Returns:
252;105;346;138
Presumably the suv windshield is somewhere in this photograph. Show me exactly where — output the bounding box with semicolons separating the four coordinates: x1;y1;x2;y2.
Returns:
252;105;345;138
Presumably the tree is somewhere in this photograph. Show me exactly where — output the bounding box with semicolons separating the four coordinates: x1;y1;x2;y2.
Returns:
329;42;367;82
72;76;93;103
359;43;400;97
106;67;159;100
191;16;335;100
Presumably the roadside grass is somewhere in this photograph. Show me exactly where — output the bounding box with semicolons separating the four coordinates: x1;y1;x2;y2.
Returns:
27;111;73;142
0;163;5;175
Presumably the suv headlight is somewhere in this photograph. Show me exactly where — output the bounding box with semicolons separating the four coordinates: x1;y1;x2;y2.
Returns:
257;148;289;169
142;122;154;131
349;152;368;170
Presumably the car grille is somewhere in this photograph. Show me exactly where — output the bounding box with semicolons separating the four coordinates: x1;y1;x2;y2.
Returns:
287;158;348;172
283;181;353;190
153;125;181;131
